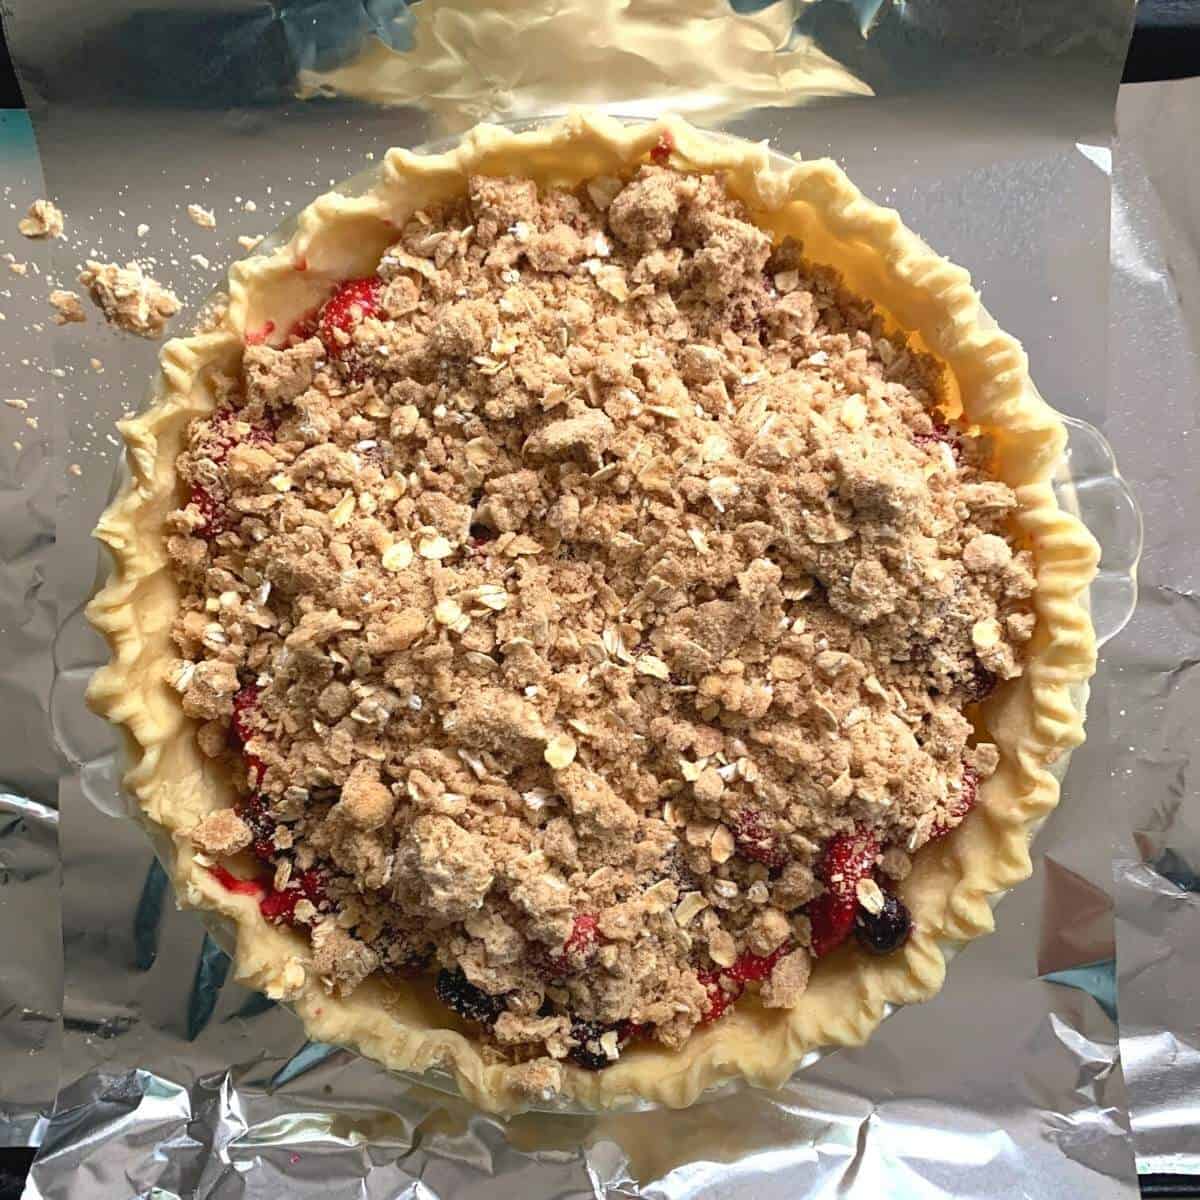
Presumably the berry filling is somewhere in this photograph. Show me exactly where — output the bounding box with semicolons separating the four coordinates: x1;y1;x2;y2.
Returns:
930;764;978;841
731;808;786;869
435;969;507;1026
235;794;278;862
649;131;675;165
207;864;265;898
258;867;328;926
568;1020;631;1071
189;484;225;539
855;893;912;955
807;831;881;959
317;277;382;355
546;912;600;975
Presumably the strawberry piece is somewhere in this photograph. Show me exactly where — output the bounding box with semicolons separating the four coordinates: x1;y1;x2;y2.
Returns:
807;831;881;958
259;868;327;926
930;764;978;841
696;964;739;1022
547;912;599;974
205;408;274;464
190;485;224;538
732;809;786;869
245;320;276;346
650;131;675;164
230;685;260;746
208;864;265;898
725;943;790;985
698;968;742;1023
317;277;381;354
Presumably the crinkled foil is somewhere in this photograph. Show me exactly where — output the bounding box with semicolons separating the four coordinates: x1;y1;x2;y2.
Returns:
1109;77;1200;1179
3;0;1184;1193
0;110;63;1150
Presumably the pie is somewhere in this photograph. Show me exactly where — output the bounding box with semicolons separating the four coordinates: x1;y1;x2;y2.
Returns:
87;112;1098;1112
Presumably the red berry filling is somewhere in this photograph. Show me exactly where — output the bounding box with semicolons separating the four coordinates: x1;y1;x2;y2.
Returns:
698;968;737;1023
189;484;225;538
208;864;265;898
732;808;786;869
546;912;600;974
235;794;278;862
930;764;978;841
650;131;675;165
726;944;790;985
259;868;328;926
230;684;260;745
318;277;382;355
807;830;881;958
245;320;276;346
698;945;791;1023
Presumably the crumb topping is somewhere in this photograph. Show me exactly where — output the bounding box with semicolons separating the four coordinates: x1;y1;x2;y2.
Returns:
78;260;180;339
49;290;86;326
169;164;1033;1081
18;199;65;240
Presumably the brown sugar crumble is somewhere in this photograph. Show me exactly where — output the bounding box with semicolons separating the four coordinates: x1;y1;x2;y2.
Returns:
18;199;65;240
79;260;181;339
169;164;1035;1085
49;289;86;325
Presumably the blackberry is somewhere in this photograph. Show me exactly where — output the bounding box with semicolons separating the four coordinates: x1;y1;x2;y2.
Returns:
568;1020;618;1071
854;893;912;955
434;970;505;1026
235;795;277;862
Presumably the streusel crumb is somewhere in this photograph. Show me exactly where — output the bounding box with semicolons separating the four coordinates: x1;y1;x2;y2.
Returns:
78;260;180;338
172;164;1033;1080
18;199;65;239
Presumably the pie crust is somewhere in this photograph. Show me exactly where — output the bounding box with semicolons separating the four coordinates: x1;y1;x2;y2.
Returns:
86;111;1098;1112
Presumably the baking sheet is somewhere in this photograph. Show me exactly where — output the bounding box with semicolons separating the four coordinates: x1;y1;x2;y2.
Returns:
0;0;1169;1194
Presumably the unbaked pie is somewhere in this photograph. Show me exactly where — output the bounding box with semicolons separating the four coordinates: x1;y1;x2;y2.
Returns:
88;113;1098;1111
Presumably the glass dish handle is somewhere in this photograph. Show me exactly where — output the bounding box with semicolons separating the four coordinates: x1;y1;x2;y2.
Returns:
1056;415;1142;648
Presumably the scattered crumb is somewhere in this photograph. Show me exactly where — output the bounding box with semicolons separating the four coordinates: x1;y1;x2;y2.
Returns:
90;357;104;372
190;253;211;269
242;200;257;213
4;398;28;411
68;463;82;477
49;289;86;325
237;234;264;252
137;223;150;238
78;260;181;339
187;204;216;229
8;262;28;276
25;416;38;430
12;441;21;451
18;199;65;239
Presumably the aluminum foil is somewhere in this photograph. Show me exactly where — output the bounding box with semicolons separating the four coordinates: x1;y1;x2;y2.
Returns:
1109;77;1200;1179
3;0;1183;1193
0;110;63;1150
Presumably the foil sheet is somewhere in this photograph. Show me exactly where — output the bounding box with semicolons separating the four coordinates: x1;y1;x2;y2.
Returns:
1109;77;1200;1179
0;110;63;1150
4;0;1186;1193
